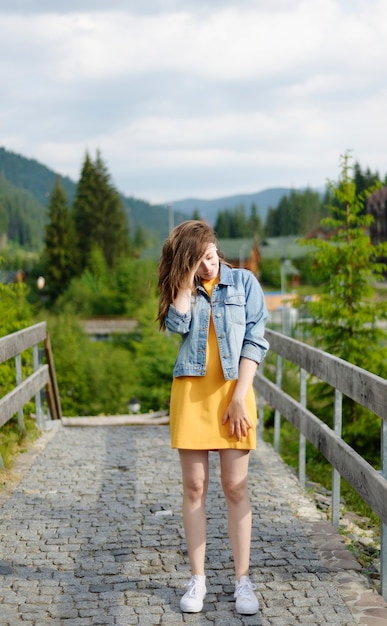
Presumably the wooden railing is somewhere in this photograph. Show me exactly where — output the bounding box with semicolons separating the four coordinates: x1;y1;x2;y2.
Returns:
0;322;61;467
254;327;387;599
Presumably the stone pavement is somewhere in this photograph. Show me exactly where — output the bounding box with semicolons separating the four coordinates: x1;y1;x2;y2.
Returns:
1;423;387;626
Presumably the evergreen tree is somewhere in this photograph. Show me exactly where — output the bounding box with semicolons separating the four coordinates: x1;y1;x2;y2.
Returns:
264;206;277;237
92;152;129;267
301;152;387;455
72;153;96;272
72;151;129;273
352;161;381;215
43;178;79;303
264;189;326;237
230;204;249;237
248;203;263;238
214;205;251;238
133;224;148;251
214;210;231;237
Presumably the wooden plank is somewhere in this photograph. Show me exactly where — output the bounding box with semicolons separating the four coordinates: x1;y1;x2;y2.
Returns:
44;333;62;420
265;328;387;419
0;322;47;364
255;372;387;524
0;366;49;428
45;379;59;422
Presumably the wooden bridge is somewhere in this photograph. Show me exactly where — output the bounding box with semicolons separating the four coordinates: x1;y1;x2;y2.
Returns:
1;321;387;620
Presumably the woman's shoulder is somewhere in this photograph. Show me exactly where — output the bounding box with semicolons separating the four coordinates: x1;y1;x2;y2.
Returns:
228;266;257;282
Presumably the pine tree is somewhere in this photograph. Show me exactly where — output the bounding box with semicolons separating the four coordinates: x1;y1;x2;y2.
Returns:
214;210;231;237
72;151;129;273
301;152;387;455
72;152;99;272
248;203;263;238
93;152;129;267
43;178;79;303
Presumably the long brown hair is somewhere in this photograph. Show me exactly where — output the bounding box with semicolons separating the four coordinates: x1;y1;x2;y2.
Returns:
157;220;219;330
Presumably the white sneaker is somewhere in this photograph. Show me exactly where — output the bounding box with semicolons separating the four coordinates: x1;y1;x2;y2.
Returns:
180;575;207;613
234;576;259;614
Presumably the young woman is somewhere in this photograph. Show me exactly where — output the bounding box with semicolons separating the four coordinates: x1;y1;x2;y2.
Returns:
157;220;269;615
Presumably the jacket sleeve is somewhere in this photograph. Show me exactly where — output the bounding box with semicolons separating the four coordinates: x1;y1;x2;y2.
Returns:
240;273;270;364
165;303;192;336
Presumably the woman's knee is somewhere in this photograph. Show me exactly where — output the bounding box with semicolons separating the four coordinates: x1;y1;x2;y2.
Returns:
222;476;248;504
184;477;208;502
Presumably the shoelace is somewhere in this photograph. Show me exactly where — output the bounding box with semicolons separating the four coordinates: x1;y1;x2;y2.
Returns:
184;577;203;598
235;579;257;598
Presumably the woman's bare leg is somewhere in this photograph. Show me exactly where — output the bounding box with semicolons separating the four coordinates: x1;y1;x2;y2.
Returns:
219;449;251;580
179;450;209;575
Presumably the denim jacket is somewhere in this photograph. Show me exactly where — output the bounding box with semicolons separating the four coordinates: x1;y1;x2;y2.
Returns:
165;264;269;380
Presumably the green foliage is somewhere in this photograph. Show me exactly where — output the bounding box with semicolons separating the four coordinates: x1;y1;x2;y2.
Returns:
259;258;281;288
301;154;387;370
127;301;180;411
72;151;129;274
263;416;380;529
0;415;40;469
132;224;148;251
0;276;34;466
45;312;134;416
55;258;158;317
0;146;182;252
0;277;33;402
43;179;79;303
0;176;46;249
0;280;32;338
47;312;132;416
0;146;76;207
300;152;387;454
353;162;383;212
264;188;327;237
214;204;263;238
45;300;179;416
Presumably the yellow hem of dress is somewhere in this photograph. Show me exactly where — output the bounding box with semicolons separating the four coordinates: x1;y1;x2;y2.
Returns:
171;442;256;450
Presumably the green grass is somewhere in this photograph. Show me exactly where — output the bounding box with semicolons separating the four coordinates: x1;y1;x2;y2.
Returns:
263;417;380;532
0;415;41;471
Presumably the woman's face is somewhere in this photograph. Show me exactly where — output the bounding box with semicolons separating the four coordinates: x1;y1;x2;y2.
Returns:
196;243;219;281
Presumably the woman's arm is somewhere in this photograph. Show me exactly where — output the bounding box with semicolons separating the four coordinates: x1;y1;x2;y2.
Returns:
173;288;192;314
222;357;258;441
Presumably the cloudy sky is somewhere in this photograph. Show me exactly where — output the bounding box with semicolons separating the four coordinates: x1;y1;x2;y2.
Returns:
1;0;387;204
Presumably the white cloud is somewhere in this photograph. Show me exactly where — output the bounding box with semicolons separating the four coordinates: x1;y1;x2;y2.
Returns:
0;0;387;203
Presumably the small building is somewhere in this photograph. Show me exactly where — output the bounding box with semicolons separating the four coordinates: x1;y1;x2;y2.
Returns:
0;269;26;284
218;238;261;274
259;236;306;261
79;318;137;341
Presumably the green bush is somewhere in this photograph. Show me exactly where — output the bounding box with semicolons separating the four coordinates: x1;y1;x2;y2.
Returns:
54;257;158;317
45;299;179;416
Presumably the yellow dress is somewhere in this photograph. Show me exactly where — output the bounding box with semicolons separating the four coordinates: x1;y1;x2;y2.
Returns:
169;276;257;450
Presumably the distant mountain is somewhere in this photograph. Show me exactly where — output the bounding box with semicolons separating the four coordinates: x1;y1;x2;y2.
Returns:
169;188;296;225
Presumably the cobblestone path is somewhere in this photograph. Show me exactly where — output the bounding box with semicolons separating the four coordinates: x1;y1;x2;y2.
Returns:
1;424;387;625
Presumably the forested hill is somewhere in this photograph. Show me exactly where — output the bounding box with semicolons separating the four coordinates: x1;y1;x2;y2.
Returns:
0;147;77;206
0;147;187;248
